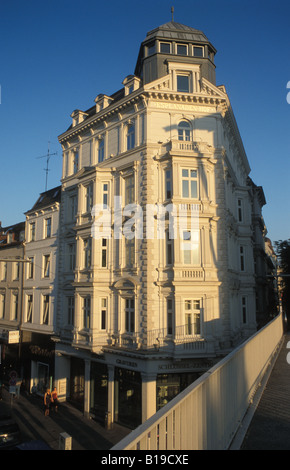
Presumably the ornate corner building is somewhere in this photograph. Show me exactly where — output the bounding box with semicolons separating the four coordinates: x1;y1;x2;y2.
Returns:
53;22;272;428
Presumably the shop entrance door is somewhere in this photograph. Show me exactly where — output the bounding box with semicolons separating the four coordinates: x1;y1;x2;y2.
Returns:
114;368;142;429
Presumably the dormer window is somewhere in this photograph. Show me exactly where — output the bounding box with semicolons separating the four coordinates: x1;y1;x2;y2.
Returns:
177;74;190;93
95;94;113;113
122;75;141;95
71;109;88;127
147;42;155;56
177;44;188;56
193;46;204;57
160;42;171;53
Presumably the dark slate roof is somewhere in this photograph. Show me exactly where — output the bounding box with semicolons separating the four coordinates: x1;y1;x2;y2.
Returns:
26;185;61;213
145;22;211;44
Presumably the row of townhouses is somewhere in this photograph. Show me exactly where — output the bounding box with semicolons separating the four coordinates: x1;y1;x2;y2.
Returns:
0;21;278;429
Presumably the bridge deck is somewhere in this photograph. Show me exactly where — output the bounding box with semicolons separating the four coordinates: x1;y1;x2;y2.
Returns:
241;333;290;450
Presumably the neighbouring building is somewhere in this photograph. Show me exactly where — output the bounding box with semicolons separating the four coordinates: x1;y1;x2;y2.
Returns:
20;186;61;393
0;222;25;383
53;20;266;429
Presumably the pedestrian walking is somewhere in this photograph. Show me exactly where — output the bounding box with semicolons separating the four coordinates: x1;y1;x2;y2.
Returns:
44;388;52;416
51;387;59;412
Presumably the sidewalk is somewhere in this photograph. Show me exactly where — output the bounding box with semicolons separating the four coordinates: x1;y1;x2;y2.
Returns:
241;333;290;450
0;387;130;450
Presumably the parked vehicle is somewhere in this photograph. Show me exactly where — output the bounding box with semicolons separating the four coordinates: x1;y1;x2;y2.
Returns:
0;414;21;449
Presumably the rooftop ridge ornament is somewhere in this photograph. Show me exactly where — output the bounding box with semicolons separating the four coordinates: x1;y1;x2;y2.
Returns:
171;6;174;22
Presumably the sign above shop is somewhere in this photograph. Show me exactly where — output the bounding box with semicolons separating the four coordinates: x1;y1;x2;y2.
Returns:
0;329;20;344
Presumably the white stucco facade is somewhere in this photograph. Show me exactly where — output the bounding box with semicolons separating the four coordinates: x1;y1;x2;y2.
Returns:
55;22;260;427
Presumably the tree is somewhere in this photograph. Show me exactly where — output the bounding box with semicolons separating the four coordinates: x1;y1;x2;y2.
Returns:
274;239;290;324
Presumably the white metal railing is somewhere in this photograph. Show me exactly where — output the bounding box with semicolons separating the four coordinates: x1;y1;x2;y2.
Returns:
112;313;284;450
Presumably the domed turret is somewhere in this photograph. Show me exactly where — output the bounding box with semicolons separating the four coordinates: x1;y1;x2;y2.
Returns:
135;21;217;85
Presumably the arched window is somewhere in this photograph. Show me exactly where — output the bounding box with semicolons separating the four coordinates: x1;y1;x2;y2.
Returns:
98;138;104;163
178;121;190;141
126;123;135;150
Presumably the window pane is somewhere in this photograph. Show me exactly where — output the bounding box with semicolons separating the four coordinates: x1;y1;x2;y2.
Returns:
185;313;192;335
160;42;171;53
177;75;189;92
191;180;197;198
194;46;203;57
177;44;187;55
147;42;155;55
191;170;197;178
182;180;189;197
182;169;188;177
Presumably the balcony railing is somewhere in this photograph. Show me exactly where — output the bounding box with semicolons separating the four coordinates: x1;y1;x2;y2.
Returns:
105;322;207;354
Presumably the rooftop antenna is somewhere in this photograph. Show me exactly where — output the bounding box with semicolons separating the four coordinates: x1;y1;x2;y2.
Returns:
36;142;57;191
171;6;174;22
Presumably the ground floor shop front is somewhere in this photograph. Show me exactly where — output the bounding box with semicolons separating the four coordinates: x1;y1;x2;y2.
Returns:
54;344;215;429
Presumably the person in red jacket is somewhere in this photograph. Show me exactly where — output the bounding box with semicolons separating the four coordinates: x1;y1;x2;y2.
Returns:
51;387;59;412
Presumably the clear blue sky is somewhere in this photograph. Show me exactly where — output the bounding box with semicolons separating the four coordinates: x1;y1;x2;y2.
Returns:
1;0;290;244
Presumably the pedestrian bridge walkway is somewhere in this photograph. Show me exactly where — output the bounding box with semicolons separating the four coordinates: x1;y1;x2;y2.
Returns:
240;333;290;450
112;313;287;450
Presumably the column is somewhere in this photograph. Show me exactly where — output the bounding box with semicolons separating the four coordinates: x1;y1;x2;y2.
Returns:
84;359;91;418
141;372;157;423
107;365;115;423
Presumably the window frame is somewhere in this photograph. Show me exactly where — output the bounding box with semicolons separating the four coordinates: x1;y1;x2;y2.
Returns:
43;254;51;278
83;238;92;269
45;217;52;238
176;43;188;56
83;296;91;329
101;298;107;330
182;230;200;265
67;296;75;326
181;168;198;199
125;297;135;333
165;168;172;200
178;121;191;141
43;294;50;325
177;74;190;93
184;299;201;336
27;294;33;323
98;138;105;163
126;123;135;151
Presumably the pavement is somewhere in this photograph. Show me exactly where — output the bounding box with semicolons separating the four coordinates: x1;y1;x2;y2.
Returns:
241;333;290;450
0;386;130;451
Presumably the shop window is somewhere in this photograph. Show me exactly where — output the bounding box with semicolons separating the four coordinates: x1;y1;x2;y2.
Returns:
114;368;142;428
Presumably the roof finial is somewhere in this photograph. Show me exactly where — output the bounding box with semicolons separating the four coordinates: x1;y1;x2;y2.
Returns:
171;6;174;22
